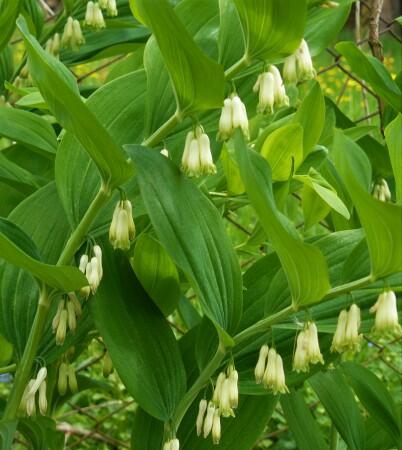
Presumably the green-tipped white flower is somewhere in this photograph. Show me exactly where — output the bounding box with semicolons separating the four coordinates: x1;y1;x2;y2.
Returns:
85;2;105;29
62;17;85;51
203;402;216;438
20;379;35;413
344;304;362;352
254;72;275;114
372;178;391;202
263;348;289;394
331;309;348;353
255;344;269;384
196;399;207;436
212;408;221;444
26;383;36;417
181;126;216;177
38;380;47;415
109;200;135;250
284;39;316;84
68;365;78;393
370;291;401;335
269;65;289;107
219;378;233;417
293;330;309;372
93;245;103;279
305;322;324;365
170;438;180;450
52;299;65;332
56;309;68;345
58;362;68;396
80;247;103;294
228;366;239;408
66;299;77;334
217;95;249;141
27;367;47;398
105;0;118;16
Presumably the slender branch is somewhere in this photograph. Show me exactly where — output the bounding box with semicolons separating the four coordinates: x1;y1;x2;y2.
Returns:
142;112;181;148
0;364;16;374
171;342;227;428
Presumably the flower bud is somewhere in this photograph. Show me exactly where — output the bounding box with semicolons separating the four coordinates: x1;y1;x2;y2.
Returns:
203;402;215;438
160;148;169;157
231;95;249;139
297;39;316;81
255;344;269;384
52;299;65;332
68;292;82;318
256;72;275;114
79;254;89;273
263;348;277;388
93;245;103;279
58;362;68;396
26;392;36;416
105;0;117;16
274;353;289;394
269;65;289;107
61;17;74;47
170;438;179;450
68;365;78;393
85;2;105;29
67;299;77;334
56;309;68;345
198;131;216;176
62;17;85;51
196;399;207;436
293;330;309;372
331;309;348;353
182;136;200;177
38;380;47;415
28;367;47;398
372;179;391;202
20;380;34;413
212;409;221;444
212;372;226;403
219;378;233;418
102;351;114;377
370;291;401;335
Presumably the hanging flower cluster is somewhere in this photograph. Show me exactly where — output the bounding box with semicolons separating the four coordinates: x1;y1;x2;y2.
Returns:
331;304;362;353
52;292;83;346
372;178;391;202
58;361;78;396
195;365;238;445
283;39;316;84
253;65;289;114
99;0;118;16
20;367;48;416
85;1;106;29
370;290;401;335
254;345;288;394
79;244;103;297
293;322;324;373
181;125;216;177
61;17;85;51
217;95;249;141
109;199;136;250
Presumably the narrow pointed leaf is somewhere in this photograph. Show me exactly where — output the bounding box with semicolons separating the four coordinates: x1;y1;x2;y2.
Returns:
385;114;402;201
0;0;21;52
127;145;243;335
0;217;87;292
0;420;17;450
91;244;186;421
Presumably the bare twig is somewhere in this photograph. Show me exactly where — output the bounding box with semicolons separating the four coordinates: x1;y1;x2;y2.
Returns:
76;55;126;83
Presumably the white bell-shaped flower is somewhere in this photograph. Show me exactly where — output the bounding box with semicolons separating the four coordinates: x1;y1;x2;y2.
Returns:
255;344;269;384
212;409;221;444
283;54;298;84
85;2;105;29
212;372;226;403
181;126;216;177
262;348;288;394
38;380;47;415
217;95;249;141
217;98;233;141
305;322;324;365
344;304;361;352
284;39;316;84
196;399;207;436
219;378;233;417
228;366;239;408
231;95;249;139
293;322;324;372
370;291;401;334
331;309;348;353
269;65;289;107
109;200;135;250
62;17;85;51
203;402;216;438
256;72;275;114
293;330;309;372
372;178;391;202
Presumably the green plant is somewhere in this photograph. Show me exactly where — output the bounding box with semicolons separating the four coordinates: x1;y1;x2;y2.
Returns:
0;0;401;449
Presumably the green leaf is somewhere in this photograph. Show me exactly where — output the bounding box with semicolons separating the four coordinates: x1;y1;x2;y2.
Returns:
130;0;224;116
127;145;243;335
0;334;13;365
305;0;353;56
18;417;64;450
336;41;402;112
0;107;57;155
294;81;325;156
0;420;17;450
0;46;13;95
302;184;331;229
132;233;180;316
16;16;133;188
234;132;330;307
295;168;350;219
281;390;327;450
55;70;147;228
309;370;366;450
0;217;86;292
341;362;401;445
91;244;186;421
0;0;21;52
260;123;304;181
333;132;402;278
178;394;278;450
385;114;402;201
233;0;307;62
220;142;245;195
0;152;44;193
131;408;164;450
